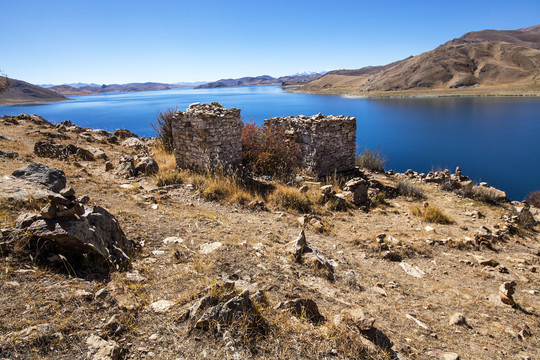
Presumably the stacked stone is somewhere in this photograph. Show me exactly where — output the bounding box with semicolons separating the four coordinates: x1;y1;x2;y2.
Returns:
172;102;242;171
264;113;356;176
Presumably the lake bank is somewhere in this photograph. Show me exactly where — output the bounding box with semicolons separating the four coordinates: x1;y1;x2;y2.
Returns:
0;85;538;200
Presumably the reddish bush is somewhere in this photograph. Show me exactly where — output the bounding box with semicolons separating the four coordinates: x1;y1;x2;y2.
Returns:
525;190;540;208
241;122;301;178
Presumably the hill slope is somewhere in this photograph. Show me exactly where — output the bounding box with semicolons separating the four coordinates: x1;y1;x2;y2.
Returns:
0;79;69;105
195;73;324;89
296;25;540;96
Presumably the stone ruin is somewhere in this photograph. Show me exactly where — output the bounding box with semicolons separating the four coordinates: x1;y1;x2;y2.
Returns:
265;113;356;176
171;103;357;176
171;102;242;171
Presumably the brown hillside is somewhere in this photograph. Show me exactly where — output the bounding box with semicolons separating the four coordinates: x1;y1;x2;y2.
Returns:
296;25;540;96
48;84;93;96
0;79;69;105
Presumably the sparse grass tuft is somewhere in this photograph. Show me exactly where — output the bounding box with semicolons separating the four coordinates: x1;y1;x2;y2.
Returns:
411;204;454;224
151;107;176;154
268;184;312;213
155;171;183;187
397;180;425;199
356;146;388;172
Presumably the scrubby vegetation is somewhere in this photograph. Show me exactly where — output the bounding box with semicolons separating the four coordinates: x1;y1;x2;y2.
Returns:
525;190;540;208
397;180;425;199
410;204;454;224
241;122;301;178
268;184;312;213
355;146;388;172
151;107;176;154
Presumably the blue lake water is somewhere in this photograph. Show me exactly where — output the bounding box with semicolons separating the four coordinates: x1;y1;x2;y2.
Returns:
1;85;539;200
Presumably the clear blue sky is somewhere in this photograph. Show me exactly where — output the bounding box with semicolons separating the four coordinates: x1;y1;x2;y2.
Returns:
2;0;539;84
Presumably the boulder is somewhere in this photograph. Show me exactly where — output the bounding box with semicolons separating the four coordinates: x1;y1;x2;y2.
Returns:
0;150;19;158
121;137;146;150
114;159;136;178
275;298;324;323
12;163;66;193
135;157;159;175
86;334;122;360
114;129;138;140
15;205;137;269
34;141;64;159
64;144;96;161
499;281;516;306
343;178;368;205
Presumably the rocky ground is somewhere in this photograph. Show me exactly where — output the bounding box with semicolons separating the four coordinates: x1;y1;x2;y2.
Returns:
0;114;539;360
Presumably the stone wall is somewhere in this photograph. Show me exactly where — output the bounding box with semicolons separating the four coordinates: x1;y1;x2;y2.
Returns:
264;113;356;176
172;102;242;171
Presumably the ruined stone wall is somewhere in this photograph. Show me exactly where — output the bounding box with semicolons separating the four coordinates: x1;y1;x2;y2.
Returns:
264;113;356;176
172;102;242;171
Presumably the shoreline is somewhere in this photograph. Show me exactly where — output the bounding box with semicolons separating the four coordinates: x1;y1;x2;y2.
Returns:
0;97;74;107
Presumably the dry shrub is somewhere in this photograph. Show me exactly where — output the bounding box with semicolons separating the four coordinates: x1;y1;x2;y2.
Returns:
397;180;425;199
152;146;177;172
356;146;388;172
155;171;183;187
411;205;454;224
241;122;301;178
268;185;312;213
471;186;505;205
525;190;540;208
151;107;176;154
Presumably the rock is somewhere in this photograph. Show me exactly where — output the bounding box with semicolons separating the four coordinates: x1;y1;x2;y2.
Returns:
126;271;146;282
515;205;537;228
95;288;110;299
399;262;425;278
406;314;429;330
12;163;67;193
163;236;184;244
104;161;114;172
150;300;175;313
320;185;334;200
40;203;57;219
448;313;468;327
200;241;223;254
86;334;122;360
34;141;64;159
122;137;146;149
382;250;402;262
499;281;516;305
473;255;499;267
275;298;324;322
0;149;19;158
334;308;375;331
16;205;137;270
343;178;368;205
288;230;334;280
15;212;41;228
247;200;265;210
299;185;309;193
114;159;136;178
135;157;159;175
426;350;460;360
113;129;138;140
60;187;75;198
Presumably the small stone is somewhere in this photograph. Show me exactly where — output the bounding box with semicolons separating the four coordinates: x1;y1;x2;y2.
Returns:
95;288;109;299
199;242;222;254
499;281;516;305
150;300;175;313
163;236;184;244
449;313;468;326
149;333;159;341
60;187;75;197
126;271;146;282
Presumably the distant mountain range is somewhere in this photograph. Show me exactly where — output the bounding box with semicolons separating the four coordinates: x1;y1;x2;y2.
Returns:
194;73;325;89
0;79;69;105
296;24;540;95
46;82;206;96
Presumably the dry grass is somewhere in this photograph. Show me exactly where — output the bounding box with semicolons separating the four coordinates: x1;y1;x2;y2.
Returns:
152;146;177;172
155;171;183;187
410;204;454;224
268;184;312;213
397;180;425;199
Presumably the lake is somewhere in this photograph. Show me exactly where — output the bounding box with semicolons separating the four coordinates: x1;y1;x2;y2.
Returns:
1;85;539;200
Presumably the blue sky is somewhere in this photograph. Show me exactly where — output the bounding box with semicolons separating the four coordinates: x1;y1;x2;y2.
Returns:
2;0;539;84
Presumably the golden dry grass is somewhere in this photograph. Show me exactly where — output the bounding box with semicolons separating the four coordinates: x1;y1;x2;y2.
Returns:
410;204;454;224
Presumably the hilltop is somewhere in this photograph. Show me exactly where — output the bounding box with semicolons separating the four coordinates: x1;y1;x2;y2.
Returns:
0;113;538;359
0;79;69;105
195;73;324;89
295;25;540;96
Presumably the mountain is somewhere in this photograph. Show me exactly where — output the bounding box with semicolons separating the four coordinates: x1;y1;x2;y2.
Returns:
195;73;325;89
0;79;69;105
48;85;93;96
296;25;540;96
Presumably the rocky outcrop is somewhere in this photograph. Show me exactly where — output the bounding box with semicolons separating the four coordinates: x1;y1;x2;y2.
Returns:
12;163;66;193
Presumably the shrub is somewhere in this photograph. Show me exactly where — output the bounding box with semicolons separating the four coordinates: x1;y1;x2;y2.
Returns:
471;186;505;205
268;185;312;213
525;190;540;208
398;181;425;199
241;122;301;178
152;106;176;154
155;171;183;187
410;204;454;224
356;146;388;172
